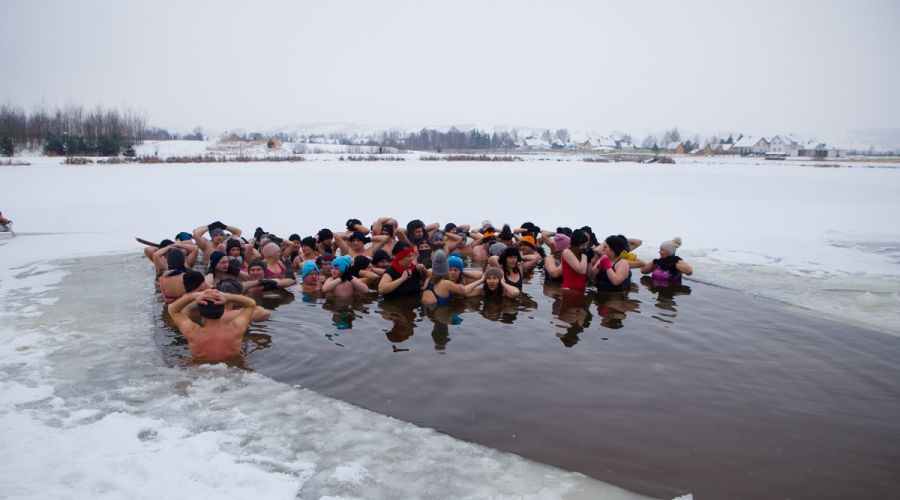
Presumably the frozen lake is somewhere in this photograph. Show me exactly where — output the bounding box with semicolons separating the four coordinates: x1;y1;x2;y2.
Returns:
2;155;900;498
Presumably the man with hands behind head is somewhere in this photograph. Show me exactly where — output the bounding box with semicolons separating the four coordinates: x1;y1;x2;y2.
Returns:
168;289;256;363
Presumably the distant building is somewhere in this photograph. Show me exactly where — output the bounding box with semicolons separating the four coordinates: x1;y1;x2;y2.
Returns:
734;136;769;155
769;135;800;156
522;137;550;150
666;141;683;153
799;141;828;158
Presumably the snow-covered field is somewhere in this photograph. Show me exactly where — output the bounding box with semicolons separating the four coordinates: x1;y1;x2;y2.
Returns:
2;151;899;498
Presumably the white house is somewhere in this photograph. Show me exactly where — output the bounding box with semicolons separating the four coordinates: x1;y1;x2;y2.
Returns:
768;135;800;156
617;141;637;151
522;137;550;150
734;136;769;155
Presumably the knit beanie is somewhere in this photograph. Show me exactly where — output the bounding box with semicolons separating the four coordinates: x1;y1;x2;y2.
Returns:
332;255;352;273
431;250;450;277
261;242;280;258
553;234;571;252
489;242;507;257
300;260;319;281
660;236;683;255
448;255;464;271
484;267;503;280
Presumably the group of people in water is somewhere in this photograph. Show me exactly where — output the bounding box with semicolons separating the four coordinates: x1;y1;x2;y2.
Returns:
144;218;692;362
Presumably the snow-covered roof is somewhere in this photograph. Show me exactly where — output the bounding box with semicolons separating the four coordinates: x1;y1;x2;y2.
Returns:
734;136;767;148
666;142;682;150
770;135;797;146
522;137;550;148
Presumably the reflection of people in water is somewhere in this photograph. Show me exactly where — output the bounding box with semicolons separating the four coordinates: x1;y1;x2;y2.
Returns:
424;300;466;350
594;290;640;329
553;288;592;346
640;275;692;323
378;297;419;346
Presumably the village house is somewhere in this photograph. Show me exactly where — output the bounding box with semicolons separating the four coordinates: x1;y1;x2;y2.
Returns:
769;135;800;156
734;136;769;155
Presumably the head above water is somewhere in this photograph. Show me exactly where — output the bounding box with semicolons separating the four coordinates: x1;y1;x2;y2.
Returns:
197;300;225;320
660;237;683;257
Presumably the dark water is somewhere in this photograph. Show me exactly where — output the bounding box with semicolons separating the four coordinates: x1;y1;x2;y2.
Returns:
155;272;900;500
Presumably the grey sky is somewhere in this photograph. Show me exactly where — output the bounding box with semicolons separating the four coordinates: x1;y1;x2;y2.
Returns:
3;0;899;140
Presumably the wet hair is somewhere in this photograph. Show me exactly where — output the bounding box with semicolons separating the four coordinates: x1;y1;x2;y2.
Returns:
216;278;243;295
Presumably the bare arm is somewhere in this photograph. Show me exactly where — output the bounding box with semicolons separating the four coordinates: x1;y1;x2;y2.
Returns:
225;225;242;237
379;269;410;294
464;276;486;297
640;260;656;275
562;249;588;275
333;231;351;256
168;292;201;338
322;277;341;293
224;292;256;331
351;277;370;293
676;260;693;276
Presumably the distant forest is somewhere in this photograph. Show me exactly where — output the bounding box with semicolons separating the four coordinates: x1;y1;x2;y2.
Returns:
0;102;147;156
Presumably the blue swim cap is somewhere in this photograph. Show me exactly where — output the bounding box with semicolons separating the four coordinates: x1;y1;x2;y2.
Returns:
332;255;352;273
300;260;319;280
448;255;464;271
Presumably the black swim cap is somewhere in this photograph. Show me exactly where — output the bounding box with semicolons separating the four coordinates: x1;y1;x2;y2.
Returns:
197;301;225;320
166;248;186;271
182;270;204;292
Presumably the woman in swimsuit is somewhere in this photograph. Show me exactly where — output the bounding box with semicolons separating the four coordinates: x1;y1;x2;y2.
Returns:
260;242;288;279
422;250;466;305
560;230;590;292
591;234;633;292
640;237;693;284
465;267;520;299
499;246;524;290
322;256;369;297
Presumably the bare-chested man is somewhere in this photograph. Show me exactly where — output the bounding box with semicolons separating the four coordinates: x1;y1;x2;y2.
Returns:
168;289;256;363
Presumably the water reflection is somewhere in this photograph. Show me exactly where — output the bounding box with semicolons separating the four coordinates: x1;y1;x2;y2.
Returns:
593;290;641;330
640;276;692;325
552;288;593;347
377;296;421;348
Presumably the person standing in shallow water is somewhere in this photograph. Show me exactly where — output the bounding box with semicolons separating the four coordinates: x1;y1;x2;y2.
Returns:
641;237;693;284
168;289;257;363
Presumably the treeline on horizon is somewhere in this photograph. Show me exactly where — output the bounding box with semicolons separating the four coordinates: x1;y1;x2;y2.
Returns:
0;102;147;156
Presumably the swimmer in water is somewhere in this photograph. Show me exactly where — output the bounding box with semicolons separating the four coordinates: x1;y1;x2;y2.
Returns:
464;266;520;298
640;237;693;284
168;289;258;363
322;255;369;297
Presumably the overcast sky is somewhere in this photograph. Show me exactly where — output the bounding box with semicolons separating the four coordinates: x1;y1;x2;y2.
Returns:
3;0;899;140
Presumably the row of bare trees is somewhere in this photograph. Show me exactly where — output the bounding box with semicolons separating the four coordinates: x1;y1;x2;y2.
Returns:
0;102;148;155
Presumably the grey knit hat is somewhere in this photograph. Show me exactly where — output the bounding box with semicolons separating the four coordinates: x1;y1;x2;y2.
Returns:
489;242;507;257
431;250;449;277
